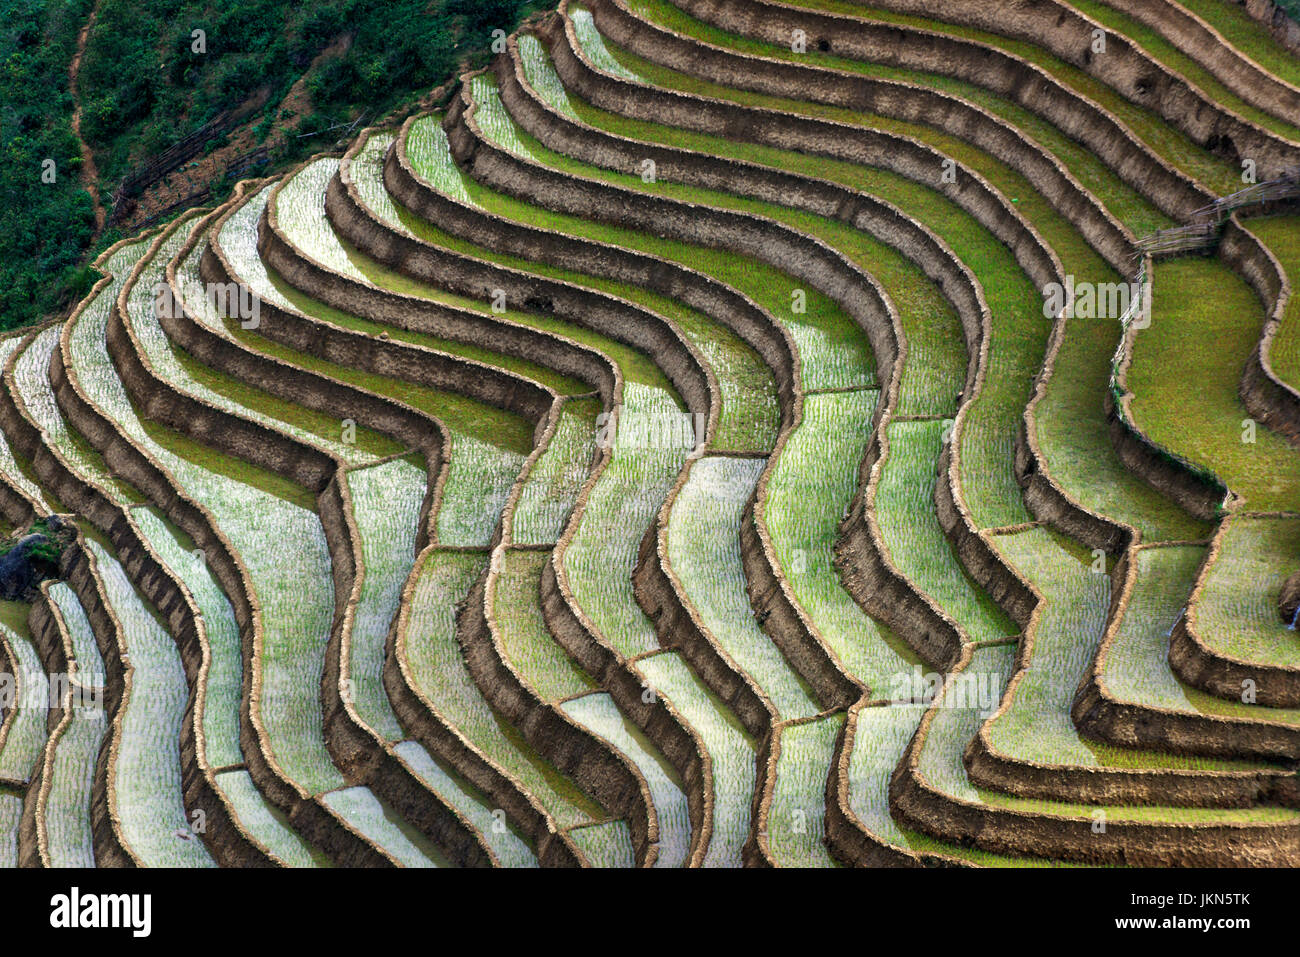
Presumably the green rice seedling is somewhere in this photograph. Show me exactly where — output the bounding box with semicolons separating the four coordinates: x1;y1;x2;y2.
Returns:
584;3;1174;236
990;527;1253;769
40;710;103;868
85;539;215;867
0;337;52;511
0;613;47;785
129;508;246;772
512;397;600;546
501;41;1052;527
318;785;450;867
390;741;537;867
562;382;689;659
524;31;966;418
346;461;426;741
470;73;875;394
1068;0;1300;142
712;0;1243;192
634;651;756;867
0;789;19;866
557;21;1209;545
399;122;782;450
1174;0;1300;90
145;225;392;467
494;549;598;702
1101;544;1300;725
847;702;1068;865
1130;258;1300;511
1194;516;1300;668
49;583;103;688
401;549;602;828
40;583;106;867
211;769;331;867
1244;216;1300;392
17;328;143;508
263;168;589;395
764;391;924;690
348;459;544;865
765;715;842;867
919;644;1300;822
566;819;636;867
667;455;821;719
560;691;691;867
877;422;1017;643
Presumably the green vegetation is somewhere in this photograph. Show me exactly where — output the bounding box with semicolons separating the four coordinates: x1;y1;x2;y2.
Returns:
765;715;842;867
634;652;755;867
1130;258;1300;510
989;527;1255;769
1194;516;1300;669
0;616;48;785
494;548;596;701
399;548;604;829
667;455;821;719
566;819;635;866
876;422;1017;643
1243;215;1300;393
765;391;922;690
560;691;691;867
1069;0;1300;142
1101;544;1300;726
87;539;216;866
1176;0;1300;89
512;398;600;546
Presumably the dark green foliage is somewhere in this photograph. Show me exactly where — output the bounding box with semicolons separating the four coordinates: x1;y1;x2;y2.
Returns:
0;0;537;334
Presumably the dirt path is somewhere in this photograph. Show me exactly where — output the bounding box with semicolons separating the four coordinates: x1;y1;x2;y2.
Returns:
69;1;105;237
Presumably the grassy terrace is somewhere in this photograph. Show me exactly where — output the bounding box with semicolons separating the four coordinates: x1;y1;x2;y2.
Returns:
267;160;591;398
1243;215;1300;392
560;691;692;867
345;461;538;865
570;12;1213;541
918;644;1300;824
361;128;779;452
877;422;1017;643
846;703;1065;865
144;220;395;468
1131;258;1300;512
0;337;52;512
213;191;535;547
317;786;450;868
63;224;448;865
1069;0;1300;142
1102;544;1300;725
989;527;1257;770
1174;0;1300;90
732;0;1243;193
0;790;19;867
41;584;105;868
398;549;606;831
765;391;921;689
83;536;215;867
524;33;965;417
611;1;1213;219
512;397;601;546
561;382;690;659
0;606;45;787
567;820;636;866
1194;516;1300;668
668;456;821;719
634;652;756;867
766;715;843;867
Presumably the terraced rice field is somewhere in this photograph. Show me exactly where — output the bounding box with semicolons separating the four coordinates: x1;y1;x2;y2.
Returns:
4;0;1300;869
